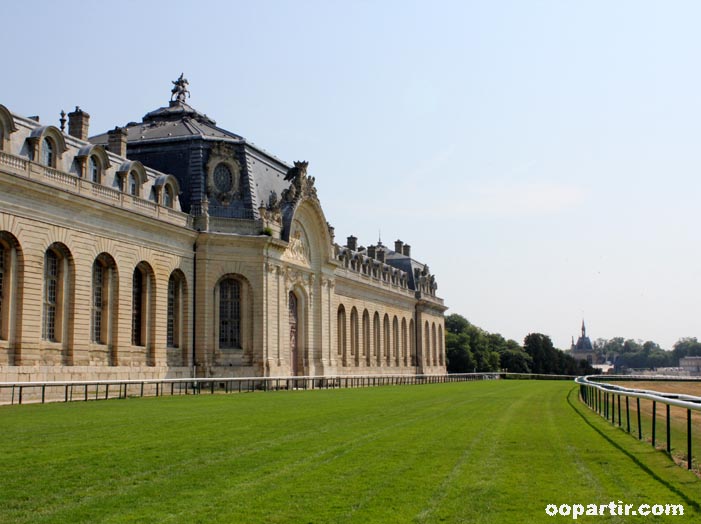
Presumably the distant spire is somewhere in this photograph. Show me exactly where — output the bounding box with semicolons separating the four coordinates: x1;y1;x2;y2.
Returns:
581;319;586;337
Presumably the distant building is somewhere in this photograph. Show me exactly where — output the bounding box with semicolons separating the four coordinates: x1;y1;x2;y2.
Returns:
569;320;596;365
679;357;701;376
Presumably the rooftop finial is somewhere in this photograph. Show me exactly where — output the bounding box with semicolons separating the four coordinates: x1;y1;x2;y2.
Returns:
59;110;66;132
171;73;190;104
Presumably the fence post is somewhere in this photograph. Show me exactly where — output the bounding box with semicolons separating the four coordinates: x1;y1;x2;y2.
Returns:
652;401;656;447
626;396;630;433
667;404;671;454
637;398;642;440
617;395;621;427
687;409;692;470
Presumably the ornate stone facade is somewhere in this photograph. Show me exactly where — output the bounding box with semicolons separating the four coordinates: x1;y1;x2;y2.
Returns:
0;82;447;383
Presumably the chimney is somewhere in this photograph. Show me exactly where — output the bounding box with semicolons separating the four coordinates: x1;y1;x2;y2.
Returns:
68;106;90;140
377;248;386;263
107;126;128;157
394;239;404;254
347;235;357;251
402;244;411;257
367;245;376;259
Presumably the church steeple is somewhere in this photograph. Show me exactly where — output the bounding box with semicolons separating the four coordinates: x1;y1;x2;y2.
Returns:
581;319;586;338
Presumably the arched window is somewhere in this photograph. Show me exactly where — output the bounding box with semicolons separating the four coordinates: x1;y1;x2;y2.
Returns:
438;325;444;366
131;263;153;350
431;323;437;366
132;267;144;346
42;137;54;167
383;314;390;365
0;233;21;344
337;305;347;365
424;321;431;366
89;156;100;183
92;254;117;346
373;312;380;364
92;260;105;343
167;272;184;349
401;318;408;366
362;310;370;363
350;307;359;365
42;245;72;343
410;319;416;366
393;316;399;366
219;278;241;349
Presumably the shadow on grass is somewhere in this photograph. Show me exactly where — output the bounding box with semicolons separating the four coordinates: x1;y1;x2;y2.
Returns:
566;387;700;512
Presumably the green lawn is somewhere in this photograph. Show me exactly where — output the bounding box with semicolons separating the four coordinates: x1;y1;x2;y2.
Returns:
1;380;699;523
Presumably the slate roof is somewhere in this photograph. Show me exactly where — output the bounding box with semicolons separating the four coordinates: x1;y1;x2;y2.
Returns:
90;101;244;144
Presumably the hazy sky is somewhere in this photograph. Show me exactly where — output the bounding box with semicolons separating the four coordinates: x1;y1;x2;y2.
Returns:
3;1;700;350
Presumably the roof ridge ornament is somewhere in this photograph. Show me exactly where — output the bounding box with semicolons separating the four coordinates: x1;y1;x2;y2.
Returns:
170;73;190;104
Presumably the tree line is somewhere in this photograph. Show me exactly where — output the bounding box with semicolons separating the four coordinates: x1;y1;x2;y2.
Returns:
445;314;597;376
593;337;701;371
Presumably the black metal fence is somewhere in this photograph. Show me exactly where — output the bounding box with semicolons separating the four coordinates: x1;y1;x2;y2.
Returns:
0;373;504;406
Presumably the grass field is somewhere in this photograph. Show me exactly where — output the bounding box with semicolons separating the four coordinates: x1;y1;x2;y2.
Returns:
2;380;700;523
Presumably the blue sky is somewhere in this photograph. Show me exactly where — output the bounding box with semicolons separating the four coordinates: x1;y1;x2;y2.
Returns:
3;0;701;350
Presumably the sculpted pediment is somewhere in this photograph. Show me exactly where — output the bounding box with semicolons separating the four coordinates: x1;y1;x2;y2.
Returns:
283;220;311;267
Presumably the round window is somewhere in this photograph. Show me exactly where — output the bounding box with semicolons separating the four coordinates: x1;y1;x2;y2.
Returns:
213;164;233;192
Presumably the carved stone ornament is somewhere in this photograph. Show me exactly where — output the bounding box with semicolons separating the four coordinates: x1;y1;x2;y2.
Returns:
281;161;318;205
206;142;242;205
286;226;311;266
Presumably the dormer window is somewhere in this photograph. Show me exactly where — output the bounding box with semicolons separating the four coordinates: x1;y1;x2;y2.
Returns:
42;137;55;167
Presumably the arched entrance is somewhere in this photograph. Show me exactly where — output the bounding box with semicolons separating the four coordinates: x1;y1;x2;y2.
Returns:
289;291;300;375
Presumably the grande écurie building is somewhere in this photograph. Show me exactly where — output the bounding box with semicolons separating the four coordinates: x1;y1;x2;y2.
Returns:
0;77;447;382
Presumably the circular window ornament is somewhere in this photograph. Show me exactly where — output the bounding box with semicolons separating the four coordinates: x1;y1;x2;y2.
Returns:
213;164;233;192
206;143;241;205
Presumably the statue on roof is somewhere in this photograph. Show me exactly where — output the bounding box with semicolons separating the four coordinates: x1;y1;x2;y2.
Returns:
171;73;190;103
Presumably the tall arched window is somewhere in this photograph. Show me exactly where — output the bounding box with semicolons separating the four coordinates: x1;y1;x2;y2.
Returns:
373;312;380;365
92;260;105;343
410;319;416;366
424;321;431;366
132;267;144;346
362;310;370;364
401;318;408;366
0;233;21;344
42;137;54;167
337;305;347;366
92;254;117;353
393;316;399;366
42;244;72;343
131;263;153;350
438;325;444;366
432;323;437;366
350;307;359;366
167;272;185;349
383;314;390;366
219;278;241;349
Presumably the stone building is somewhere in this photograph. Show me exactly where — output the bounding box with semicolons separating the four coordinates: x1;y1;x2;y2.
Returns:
0;78;447;382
